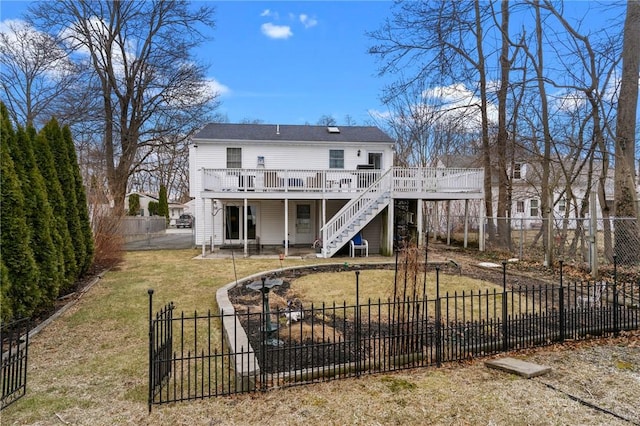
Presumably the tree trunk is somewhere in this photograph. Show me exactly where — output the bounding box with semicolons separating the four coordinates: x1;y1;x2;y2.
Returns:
475;0;495;245
496;0;511;249
614;0;640;265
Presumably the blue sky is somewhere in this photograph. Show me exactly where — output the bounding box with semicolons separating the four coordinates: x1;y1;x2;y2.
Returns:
1;1;396;125
1;1;631;127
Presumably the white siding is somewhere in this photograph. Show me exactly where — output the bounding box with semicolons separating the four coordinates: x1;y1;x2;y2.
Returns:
192;142;393;172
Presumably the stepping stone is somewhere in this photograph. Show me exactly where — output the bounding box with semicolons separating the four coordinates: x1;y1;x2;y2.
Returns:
478;262;501;268
485;357;551;378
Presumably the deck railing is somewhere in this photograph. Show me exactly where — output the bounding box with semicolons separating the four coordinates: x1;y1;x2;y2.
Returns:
201;167;483;195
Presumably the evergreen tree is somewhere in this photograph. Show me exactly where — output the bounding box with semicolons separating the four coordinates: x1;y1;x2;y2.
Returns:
42;118;86;282
12;125;63;305
148;201;159;216
128;193;140;215
63;125;94;274
0;261;12;322
1;112;40;319
34;123;77;289
158;184;169;224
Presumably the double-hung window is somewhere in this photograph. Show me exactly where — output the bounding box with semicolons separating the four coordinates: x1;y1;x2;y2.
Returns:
530;199;539;216
329;149;344;169
227;148;241;168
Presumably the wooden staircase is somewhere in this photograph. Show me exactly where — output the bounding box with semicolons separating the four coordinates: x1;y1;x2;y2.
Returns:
320;169;392;257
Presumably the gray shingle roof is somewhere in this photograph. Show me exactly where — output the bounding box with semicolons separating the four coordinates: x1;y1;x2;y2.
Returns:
194;123;395;144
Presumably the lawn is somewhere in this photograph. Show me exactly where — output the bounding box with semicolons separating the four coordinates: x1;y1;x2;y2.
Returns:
3;249;638;425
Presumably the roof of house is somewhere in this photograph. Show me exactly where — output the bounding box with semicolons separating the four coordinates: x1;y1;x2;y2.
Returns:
193;123;395;144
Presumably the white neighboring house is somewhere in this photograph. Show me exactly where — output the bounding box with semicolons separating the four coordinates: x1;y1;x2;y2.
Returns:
437;153;640;231
124;192;159;216
124;192;186;225
190;123;485;257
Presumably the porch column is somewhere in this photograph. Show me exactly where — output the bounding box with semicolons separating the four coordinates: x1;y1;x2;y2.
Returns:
210;199;216;254
479;199;486;252
446;200;451;246
417;199;423;248
243;198;248;257
284;199;289;257
201;198;206;258
386;203;394;255
464;199;469;248
322;199;326;258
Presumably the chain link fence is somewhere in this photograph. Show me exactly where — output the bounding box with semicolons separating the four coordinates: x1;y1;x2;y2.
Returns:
427;212;639;272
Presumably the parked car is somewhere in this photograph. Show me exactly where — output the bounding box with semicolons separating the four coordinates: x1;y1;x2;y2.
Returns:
176;214;194;228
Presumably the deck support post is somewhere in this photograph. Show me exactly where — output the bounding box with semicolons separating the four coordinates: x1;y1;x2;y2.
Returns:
417;199;423;248
322;198;327;258
386;203;394;254
243;198;248;257
284;198;289;257
201;198;206;258
479;199;486;251
464;199;469;248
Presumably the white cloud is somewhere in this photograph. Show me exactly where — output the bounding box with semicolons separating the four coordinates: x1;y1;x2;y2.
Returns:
299;14;318;29
206;78;230;97
260;9;279;19
422;83;498;129
261;22;293;39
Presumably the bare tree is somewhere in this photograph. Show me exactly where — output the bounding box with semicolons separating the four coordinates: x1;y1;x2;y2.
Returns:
317;114;337;126
0;20;82;127
29;0;219;212
369;0;498;243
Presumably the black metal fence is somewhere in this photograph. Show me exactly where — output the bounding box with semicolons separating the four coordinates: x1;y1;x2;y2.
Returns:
148;265;639;411
1;318;30;410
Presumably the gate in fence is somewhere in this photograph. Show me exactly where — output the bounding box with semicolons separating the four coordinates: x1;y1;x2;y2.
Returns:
1;318;30;410
148;264;639;412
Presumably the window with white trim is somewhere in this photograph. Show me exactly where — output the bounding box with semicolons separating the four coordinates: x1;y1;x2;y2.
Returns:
530;199;539;216
516;201;525;213
558;198;566;212
226;148;241;168
329;149;344;169
513;163;522;180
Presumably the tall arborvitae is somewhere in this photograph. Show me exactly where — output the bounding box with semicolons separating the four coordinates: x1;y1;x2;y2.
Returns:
34;124;77;289
0;261;12;322
158;184;169;224
62;126;94;274
42;119;86;282
1;112;40;319
13;125;63;305
128;193;140;215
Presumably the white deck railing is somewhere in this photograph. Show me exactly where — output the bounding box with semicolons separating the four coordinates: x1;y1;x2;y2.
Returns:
201;167;483;194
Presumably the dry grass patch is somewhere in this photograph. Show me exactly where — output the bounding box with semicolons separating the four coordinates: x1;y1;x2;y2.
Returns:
3;249;638;426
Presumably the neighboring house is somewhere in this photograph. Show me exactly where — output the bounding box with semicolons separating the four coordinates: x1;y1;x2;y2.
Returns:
189;123;484;257
168;201;187;227
437;153;640;231
124;192;159;217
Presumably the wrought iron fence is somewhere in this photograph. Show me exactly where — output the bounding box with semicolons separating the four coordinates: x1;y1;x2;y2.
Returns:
1;318;30;410
148;264;639;411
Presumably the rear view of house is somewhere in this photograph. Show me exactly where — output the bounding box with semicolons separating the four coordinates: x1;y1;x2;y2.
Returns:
189;123;484;257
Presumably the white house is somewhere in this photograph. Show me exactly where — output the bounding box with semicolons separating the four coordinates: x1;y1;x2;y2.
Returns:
189;123;484;257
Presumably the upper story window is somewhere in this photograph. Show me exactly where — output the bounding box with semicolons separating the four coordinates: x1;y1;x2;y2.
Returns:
558;197;566;212
516;200;525;213
329;149;344;169
227;148;241;168
513;163;522;180
530;199;539;216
